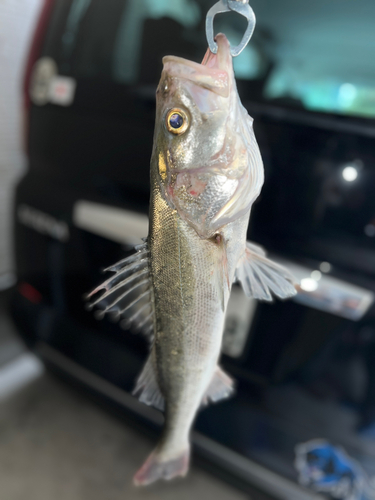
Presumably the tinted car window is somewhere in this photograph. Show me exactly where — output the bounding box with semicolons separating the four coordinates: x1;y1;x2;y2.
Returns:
42;0;375;118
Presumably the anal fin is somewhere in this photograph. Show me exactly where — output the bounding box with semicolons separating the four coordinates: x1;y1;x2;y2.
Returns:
132;353;165;411
201;366;235;406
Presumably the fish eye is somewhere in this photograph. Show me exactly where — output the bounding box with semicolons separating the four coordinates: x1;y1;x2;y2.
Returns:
166;108;189;135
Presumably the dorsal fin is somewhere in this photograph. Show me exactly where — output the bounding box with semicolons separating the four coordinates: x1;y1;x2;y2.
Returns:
86;241;155;338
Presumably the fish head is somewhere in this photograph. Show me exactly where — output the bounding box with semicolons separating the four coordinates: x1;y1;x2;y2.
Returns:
153;34;264;239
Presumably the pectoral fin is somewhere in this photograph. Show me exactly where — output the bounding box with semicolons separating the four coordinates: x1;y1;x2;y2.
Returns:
235;241;298;301
86;241;154;338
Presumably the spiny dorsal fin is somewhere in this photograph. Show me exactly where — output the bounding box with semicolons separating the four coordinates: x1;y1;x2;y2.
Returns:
235;241;298;301
132;351;164;411
86;241;155;338
201;366;235;406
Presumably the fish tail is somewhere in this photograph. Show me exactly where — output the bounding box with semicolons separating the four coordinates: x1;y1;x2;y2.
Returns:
133;446;190;486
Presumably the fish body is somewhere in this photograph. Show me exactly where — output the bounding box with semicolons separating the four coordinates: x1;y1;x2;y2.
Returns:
144;183;248;470
88;34;297;486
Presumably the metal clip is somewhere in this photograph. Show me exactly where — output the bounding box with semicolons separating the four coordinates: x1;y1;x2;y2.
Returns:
206;0;256;57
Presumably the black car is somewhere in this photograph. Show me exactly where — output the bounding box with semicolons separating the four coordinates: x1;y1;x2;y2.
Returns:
12;0;375;498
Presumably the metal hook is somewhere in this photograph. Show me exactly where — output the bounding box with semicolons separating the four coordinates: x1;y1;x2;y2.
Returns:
205;0;256;57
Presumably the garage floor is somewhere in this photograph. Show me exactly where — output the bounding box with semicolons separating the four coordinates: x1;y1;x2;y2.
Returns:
0;294;249;500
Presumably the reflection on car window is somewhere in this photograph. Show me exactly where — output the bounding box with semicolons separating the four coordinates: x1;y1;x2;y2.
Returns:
250;0;375;117
61;0;92;61
45;0;375;119
113;0;201;84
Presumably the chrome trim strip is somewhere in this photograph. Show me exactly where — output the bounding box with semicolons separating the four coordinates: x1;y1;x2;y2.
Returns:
274;256;374;321
36;342;324;500
73;201;149;245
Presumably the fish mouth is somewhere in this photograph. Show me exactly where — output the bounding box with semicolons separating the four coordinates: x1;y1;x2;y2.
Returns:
201;33;231;69
162;34;232;97
162;33;231;73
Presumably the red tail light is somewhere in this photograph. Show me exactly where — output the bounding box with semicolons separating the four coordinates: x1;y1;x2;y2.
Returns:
18;283;43;304
23;0;54;153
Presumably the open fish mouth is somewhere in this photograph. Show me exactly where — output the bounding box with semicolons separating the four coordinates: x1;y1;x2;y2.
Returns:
201;33;231;69
162;34;232;98
164;33;231;70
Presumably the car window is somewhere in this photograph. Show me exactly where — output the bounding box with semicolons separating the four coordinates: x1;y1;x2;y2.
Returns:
42;0;375;119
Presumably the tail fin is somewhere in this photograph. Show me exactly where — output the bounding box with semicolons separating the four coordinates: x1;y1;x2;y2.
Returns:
133;447;190;486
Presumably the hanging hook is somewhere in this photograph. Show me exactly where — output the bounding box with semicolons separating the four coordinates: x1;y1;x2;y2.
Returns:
205;0;256;57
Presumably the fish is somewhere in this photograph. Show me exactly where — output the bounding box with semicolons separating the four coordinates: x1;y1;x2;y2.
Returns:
87;33;297;486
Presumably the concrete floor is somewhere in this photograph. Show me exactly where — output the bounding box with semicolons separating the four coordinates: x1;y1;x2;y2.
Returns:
0;297;249;500
0;372;251;500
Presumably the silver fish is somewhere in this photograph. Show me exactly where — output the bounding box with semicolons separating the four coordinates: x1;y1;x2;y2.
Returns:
88;34;297;486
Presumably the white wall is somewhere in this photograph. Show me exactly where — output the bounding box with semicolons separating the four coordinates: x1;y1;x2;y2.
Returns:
0;0;43;279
